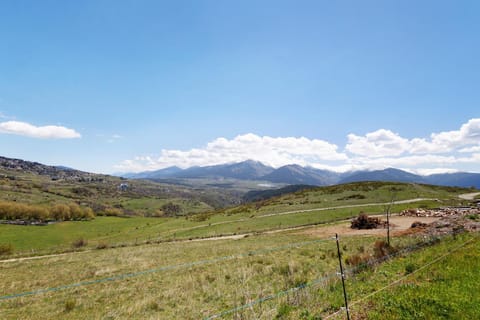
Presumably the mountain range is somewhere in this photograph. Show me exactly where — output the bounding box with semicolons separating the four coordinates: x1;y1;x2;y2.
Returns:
123;160;480;189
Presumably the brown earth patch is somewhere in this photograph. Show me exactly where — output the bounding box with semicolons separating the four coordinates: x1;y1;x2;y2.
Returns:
299;216;441;238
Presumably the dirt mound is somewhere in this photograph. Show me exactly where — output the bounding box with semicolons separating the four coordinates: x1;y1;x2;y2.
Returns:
351;214;387;229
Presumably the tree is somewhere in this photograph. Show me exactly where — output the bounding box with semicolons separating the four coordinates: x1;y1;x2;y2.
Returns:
161;202;182;216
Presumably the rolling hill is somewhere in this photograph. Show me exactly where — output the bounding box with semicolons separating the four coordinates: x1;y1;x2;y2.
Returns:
0;156;241;216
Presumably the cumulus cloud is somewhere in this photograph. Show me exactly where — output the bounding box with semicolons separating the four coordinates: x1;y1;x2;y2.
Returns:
459;146;480;153
427;118;480;150
347;118;480;157
346;129;410;157
0;121;81;139
404;168;461;176
116;133;346;172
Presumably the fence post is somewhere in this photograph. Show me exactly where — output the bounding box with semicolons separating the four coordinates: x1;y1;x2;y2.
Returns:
386;207;390;246
335;233;351;320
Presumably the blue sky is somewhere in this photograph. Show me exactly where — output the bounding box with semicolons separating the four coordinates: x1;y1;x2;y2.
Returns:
0;0;479;174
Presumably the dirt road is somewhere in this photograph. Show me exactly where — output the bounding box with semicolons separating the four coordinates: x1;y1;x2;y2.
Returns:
458;192;480;200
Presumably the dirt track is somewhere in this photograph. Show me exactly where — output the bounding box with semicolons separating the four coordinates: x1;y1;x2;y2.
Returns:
299;216;441;238
459;192;480;200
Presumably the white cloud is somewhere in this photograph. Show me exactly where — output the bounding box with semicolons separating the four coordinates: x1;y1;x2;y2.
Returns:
116;133;347;172
459;145;480;153
403;168;460;176
346;129;410;157
347;118;480;156
0;121;81;139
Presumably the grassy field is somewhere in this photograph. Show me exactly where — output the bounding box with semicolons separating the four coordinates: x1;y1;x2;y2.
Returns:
0;227;416;319
1;224;477;319
0;204;411;255
0;182;472;256
331;232;480;320
0;180;478;319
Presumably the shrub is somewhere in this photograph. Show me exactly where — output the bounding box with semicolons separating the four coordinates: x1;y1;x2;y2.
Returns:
0;243;13;256
373;240;396;259
161;202;182;216
71;238;88;248
64;299;76;312
95;242;109;250
345;253;370;273
51;204;70;220
147;301;162;311
405;263;416;274
69;203;83;220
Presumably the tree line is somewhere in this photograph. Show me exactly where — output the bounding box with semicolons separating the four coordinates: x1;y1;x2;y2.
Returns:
0;200;95;222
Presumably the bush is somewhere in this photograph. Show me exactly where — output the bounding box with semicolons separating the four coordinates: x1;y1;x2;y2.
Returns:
345;253;370;273
95;242;109;250
373;240;396;259
0;243;14;256
405;263;416;274
161;202;182;216
0;200;94;222
104;207;123;217
64;299;76;312
71;238;88;248
52;204;70;220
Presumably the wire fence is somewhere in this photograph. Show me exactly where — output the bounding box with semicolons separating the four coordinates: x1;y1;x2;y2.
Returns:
204;229;477;320
0;237;331;301
1;226;476;320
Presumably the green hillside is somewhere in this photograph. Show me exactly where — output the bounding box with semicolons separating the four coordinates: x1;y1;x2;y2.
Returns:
0;180;473;255
0;163;239;219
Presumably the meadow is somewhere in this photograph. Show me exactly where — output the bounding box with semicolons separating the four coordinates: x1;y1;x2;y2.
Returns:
1;225;477;319
0;182;471;256
0;181;478;319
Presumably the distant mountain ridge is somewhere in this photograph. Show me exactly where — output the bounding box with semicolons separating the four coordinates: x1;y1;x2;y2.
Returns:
1;155;478;189
261;164;341;185
339;168;427;184
0;156;105;181
124;160;480;189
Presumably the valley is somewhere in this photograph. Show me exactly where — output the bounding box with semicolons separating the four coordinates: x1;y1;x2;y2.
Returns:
0;156;479;319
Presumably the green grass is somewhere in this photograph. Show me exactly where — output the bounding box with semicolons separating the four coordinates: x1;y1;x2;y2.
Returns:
354;234;480;320
0;180;470;256
0;230;386;320
0;198;444;256
257;233;480;320
1;226;476;319
243;181;470;215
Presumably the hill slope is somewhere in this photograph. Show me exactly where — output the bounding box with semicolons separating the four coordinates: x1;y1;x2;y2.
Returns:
0;156;239;216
